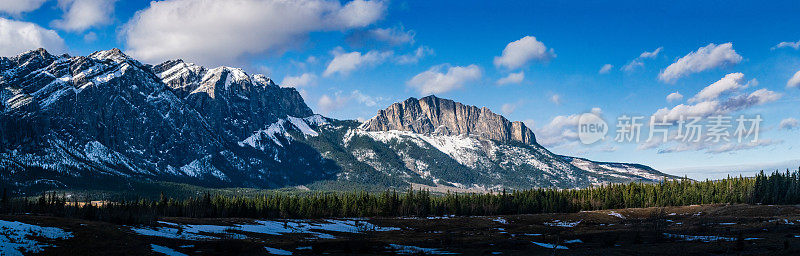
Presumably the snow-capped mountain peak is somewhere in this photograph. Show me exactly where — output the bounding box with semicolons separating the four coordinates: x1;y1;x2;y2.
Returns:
88;48;134;64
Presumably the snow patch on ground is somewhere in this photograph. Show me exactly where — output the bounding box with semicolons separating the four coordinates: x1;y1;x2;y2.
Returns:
131;219;399;241
0;220;73;256
264;246;293;255
492;217;509;224
150;244;188;256
387;244;458;255
532;242;568;250
608;211;625;219
544;220;582;228
663;233;735;242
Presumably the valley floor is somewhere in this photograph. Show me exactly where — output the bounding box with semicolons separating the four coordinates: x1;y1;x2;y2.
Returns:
3;204;800;255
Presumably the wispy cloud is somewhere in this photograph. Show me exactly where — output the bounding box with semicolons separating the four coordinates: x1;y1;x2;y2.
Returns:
780;118;799;130
316;90;383;114
598;64;613;74
496;71;524;85
323;48;392;77
772;40;800;50
659;43;742;83
622;47;662;72
550;94;562;105
280;73;317;88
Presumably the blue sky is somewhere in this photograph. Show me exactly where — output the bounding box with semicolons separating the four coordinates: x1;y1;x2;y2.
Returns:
2;0;799;178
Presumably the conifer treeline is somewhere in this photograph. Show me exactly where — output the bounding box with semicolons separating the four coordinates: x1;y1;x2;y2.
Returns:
0;170;797;224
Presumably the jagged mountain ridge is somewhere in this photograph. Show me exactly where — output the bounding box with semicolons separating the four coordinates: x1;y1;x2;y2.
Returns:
153;60;312;142
360;96;536;145
0;48;338;190
0;48;675;192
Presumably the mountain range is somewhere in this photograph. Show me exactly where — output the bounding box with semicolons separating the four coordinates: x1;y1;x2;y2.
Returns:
0;48;676;193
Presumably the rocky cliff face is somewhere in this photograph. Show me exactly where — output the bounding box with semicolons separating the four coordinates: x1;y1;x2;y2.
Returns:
360;95;536;145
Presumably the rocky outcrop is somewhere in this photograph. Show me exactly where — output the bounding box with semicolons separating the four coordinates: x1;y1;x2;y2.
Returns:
360;95;536;144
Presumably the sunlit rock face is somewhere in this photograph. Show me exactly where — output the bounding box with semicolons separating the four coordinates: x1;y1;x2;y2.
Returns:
361;95;536;145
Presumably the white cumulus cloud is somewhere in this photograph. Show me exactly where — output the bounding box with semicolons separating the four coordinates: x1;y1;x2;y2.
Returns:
280;73;316;88
407;64;482;95
666;91;683;102
51;0;117;32
496;71;524;85
493;36;554;70
323;49;392;77
0;18;66;56
787;70;800;88
690;72;749;102
0;0;47;15
122;0;386;66
652;74;780;123
659;43;742;83
536;108;602;147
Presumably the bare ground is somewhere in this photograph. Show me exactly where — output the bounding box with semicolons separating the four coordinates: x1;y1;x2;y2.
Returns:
5;204;800;255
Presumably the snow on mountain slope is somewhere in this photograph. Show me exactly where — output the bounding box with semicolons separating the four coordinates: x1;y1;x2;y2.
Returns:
152;59;312;142
0;49;338;191
561;156;671;182
1;48;674;193
319;97;677;190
